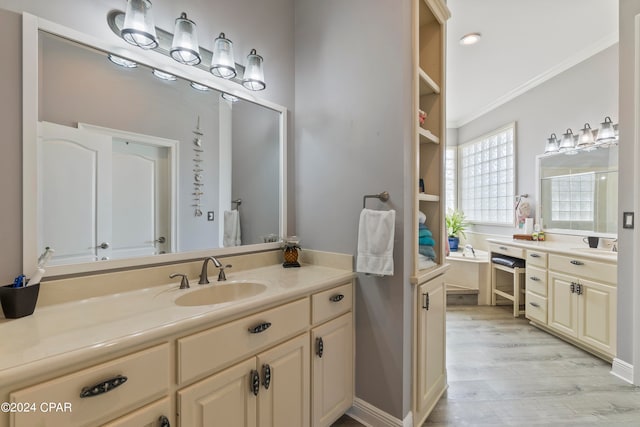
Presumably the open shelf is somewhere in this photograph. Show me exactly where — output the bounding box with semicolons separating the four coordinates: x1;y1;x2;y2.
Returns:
419;68;440;96
418;127;439;144
418;193;439;202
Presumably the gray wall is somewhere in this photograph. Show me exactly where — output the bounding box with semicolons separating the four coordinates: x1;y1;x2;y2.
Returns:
0;0;294;283
295;0;413;419
616;0;640;367
455;44;619;235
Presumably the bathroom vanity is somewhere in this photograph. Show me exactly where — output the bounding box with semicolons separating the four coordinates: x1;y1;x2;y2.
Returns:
0;251;354;427
488;239;617;361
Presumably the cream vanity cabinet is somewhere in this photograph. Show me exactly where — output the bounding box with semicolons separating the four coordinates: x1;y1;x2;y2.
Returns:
414;274;447;425
524;249;548;324
547;254;617;358
177;283;354;427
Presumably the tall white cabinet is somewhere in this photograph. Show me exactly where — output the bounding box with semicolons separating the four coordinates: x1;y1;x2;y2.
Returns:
411;0;450;425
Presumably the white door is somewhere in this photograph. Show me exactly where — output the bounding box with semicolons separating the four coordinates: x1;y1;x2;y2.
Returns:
38;121;113;264
111;139;170;259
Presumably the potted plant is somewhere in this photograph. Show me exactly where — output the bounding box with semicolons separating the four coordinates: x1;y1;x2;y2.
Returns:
445;209;467;252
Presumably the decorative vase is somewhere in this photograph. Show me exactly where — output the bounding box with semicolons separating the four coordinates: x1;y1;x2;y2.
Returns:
448;236;459;252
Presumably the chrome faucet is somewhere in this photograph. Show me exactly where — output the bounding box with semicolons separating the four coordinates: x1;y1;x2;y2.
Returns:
199;256;232;283
464;244;476;258
611;239;618;253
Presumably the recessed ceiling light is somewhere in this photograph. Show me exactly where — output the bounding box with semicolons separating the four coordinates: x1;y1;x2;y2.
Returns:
108;54;137;68
190;82;210;91
221;93;239;102
152;69;177;81
459;32;481;46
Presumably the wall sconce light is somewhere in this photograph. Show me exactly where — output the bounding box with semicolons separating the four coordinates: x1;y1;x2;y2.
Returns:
596;116;616;144
544;133;559;153
121;0;158;49
109;5;267;92
558;128;575;151
242;49;266;91
170;12;201;65
210;33;237;79
576;123;595;149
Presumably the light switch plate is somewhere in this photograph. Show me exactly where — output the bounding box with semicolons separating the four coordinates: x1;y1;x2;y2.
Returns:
207;211;214;221
623;212;634;229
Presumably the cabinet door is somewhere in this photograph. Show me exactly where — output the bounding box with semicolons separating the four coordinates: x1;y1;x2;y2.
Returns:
548;272;578;338
257;334;310;427
578;280;617;356
311;313;354;427
178;358;257;427
415;276;446;417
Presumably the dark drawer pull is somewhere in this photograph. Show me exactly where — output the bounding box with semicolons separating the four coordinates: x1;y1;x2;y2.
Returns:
248;322;272;334
262;364;271;390
159;415;171;427
529;302;541;308
329;294;344;303
499;246;508;250
250;370;260;396
316;337;324;358
529;276;541;282
80;375;128;398
530;253;541;258
570;260;584;266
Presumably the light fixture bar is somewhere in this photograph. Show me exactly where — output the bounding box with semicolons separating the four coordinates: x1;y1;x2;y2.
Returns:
108;10;246;84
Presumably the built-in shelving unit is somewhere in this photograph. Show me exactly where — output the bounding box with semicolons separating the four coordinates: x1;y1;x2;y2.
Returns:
411;1;450;426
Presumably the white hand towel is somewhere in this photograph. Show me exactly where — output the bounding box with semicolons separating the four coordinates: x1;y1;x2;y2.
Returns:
223;210;242;247
356;208;396;276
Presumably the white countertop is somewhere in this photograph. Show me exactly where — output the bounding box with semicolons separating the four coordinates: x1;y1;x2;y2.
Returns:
486;238;618;262
0;263;354;384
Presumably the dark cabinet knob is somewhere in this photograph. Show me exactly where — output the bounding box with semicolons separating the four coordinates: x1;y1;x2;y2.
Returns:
159;415;170;427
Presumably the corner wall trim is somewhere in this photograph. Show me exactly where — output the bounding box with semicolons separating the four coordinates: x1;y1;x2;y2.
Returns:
346;398;404;427
611;358;634;384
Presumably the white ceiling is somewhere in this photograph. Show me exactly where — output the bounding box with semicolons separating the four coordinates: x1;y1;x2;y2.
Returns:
446;0;619;128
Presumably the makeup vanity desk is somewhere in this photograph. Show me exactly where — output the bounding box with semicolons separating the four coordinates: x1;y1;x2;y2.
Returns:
487;238;617;361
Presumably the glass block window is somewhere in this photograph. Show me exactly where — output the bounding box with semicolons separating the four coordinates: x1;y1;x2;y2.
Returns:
550;172;595;221
459;123;515;224
445;147;457;213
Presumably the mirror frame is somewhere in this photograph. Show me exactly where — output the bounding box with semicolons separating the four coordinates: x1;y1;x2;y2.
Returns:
22;13;288;277
535;151;617;238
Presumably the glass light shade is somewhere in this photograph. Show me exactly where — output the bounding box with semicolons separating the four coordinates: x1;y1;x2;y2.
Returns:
576;123;595;147
544;133;559;153
210;33;237;79
596;116;616;143
221;93;239;102
190;82;209;91
121;0;158;49
152;69;177;81
170;13;201;65
242;49;266;91
558;128;575;151
108;54;137;68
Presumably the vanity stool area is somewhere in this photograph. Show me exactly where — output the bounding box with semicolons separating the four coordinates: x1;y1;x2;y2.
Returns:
487;239;618;361
489;244;527;317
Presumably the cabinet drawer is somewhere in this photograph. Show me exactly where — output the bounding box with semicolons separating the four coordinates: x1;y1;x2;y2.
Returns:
526;250;547;268
10;344;169;427
312;282;352;325
490;243;524;259
526;265;547;296
526;292;547;324
548;254;616;285
102;397;171;427
178;298;309;384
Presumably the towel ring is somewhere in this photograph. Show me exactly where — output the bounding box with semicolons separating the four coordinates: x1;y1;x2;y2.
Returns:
363;191;389;209
232;198;242;210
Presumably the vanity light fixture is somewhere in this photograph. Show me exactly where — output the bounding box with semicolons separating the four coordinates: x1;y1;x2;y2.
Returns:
242;49;266;91
210;33;237;79
152;69;177;81
558;128;575;151
108;54;138;68
221;93;239;102
596;116;616;144
460;32;481;46
544;133;559;153
190;82;210;91
576;123;596;149
170;13;201;66
121;0;158;49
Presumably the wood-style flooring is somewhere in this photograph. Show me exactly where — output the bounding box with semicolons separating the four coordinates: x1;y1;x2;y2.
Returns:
332;305;640;426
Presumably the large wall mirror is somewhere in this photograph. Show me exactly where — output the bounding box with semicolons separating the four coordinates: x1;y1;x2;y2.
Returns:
23;14;287;276
537;145;618;236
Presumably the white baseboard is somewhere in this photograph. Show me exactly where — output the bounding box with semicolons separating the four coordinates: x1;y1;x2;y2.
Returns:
346;398;406;427
611;358;634;384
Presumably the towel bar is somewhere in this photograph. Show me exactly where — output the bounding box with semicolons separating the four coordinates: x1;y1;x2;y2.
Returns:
362;191;389;209
232;198;242;210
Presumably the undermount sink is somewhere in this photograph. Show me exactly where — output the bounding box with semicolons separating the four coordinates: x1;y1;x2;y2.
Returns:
570;247;617;256
175;281;268;307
